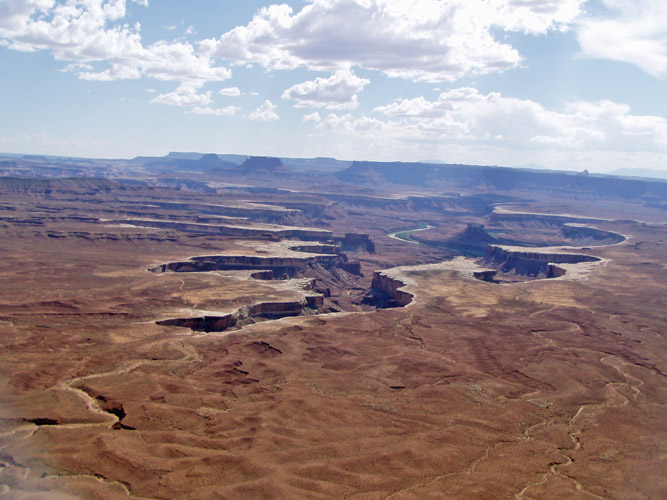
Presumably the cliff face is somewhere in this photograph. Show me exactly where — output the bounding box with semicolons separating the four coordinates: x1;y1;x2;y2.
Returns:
335;233;376;253
561;224;625;246
365;271;413;308
483;245;600;278
473;270;498;282
157;294;324;333
157;314;237;332
489;211;596;229
150;251;356;278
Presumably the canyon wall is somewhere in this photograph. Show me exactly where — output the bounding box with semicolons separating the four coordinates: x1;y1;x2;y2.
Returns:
157;294;325;333
484;245;600;278
368;271;414;307
561;224;625;246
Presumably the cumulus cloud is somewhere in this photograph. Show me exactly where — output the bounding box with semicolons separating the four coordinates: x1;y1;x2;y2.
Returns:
219;86;241;96
302;112;322;123
0;0;231;84
282;70;370;109
216;0;585;82
305;89;667;170
248;100;279;121
191;105;240;116
307;88;667;157
150;83;212;107
576;0;667;79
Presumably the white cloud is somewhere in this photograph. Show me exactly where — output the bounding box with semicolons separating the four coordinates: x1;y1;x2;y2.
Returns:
282;70;370;109
191;106;240;116
215;0;585;82
61;62;94;73
79;63;142;81
219;86;241;96
303;112;322;123
576;0;667;79
150;83;212;107
248;100;279;121
492;0;585;34
305;88;667;169
0;0;231;84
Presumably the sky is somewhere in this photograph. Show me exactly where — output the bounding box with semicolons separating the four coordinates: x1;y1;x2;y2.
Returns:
0;0;666;173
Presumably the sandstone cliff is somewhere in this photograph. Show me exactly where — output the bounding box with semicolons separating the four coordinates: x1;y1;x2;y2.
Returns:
483;245;600;278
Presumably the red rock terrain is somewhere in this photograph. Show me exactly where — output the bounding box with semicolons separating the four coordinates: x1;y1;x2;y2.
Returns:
0;175;665;499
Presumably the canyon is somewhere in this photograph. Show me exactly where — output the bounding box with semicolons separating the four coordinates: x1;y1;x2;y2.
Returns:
0;155;666;500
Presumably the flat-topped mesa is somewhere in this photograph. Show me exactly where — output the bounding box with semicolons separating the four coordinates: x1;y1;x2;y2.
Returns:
483;245;600;278
150;251;363;277
237;156;291;174
151;254;334;275
364;271;413;308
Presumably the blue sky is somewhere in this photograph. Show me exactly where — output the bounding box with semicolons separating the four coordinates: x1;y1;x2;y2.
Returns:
0;0;666;173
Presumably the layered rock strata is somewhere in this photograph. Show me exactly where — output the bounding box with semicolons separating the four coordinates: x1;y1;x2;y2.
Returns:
483;245;600;278
157;295;323;333
150;251;361;278
365;271;414;308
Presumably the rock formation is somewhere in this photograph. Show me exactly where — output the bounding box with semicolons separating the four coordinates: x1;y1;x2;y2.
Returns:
237;156;291;174
364;271;413;308
483;245;600;278
157;295;324;333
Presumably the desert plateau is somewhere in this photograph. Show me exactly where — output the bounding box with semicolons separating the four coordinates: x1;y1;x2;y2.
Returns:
0;153;665;499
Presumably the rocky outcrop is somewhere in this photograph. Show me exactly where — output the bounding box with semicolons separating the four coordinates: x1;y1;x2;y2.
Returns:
237;156;291;174
151;248;364;277
483;245;600;278
473;270;498;282
157;295;324;333
364;271;413;308
151;253;340;277
546;264;567;279
157;314;237;332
